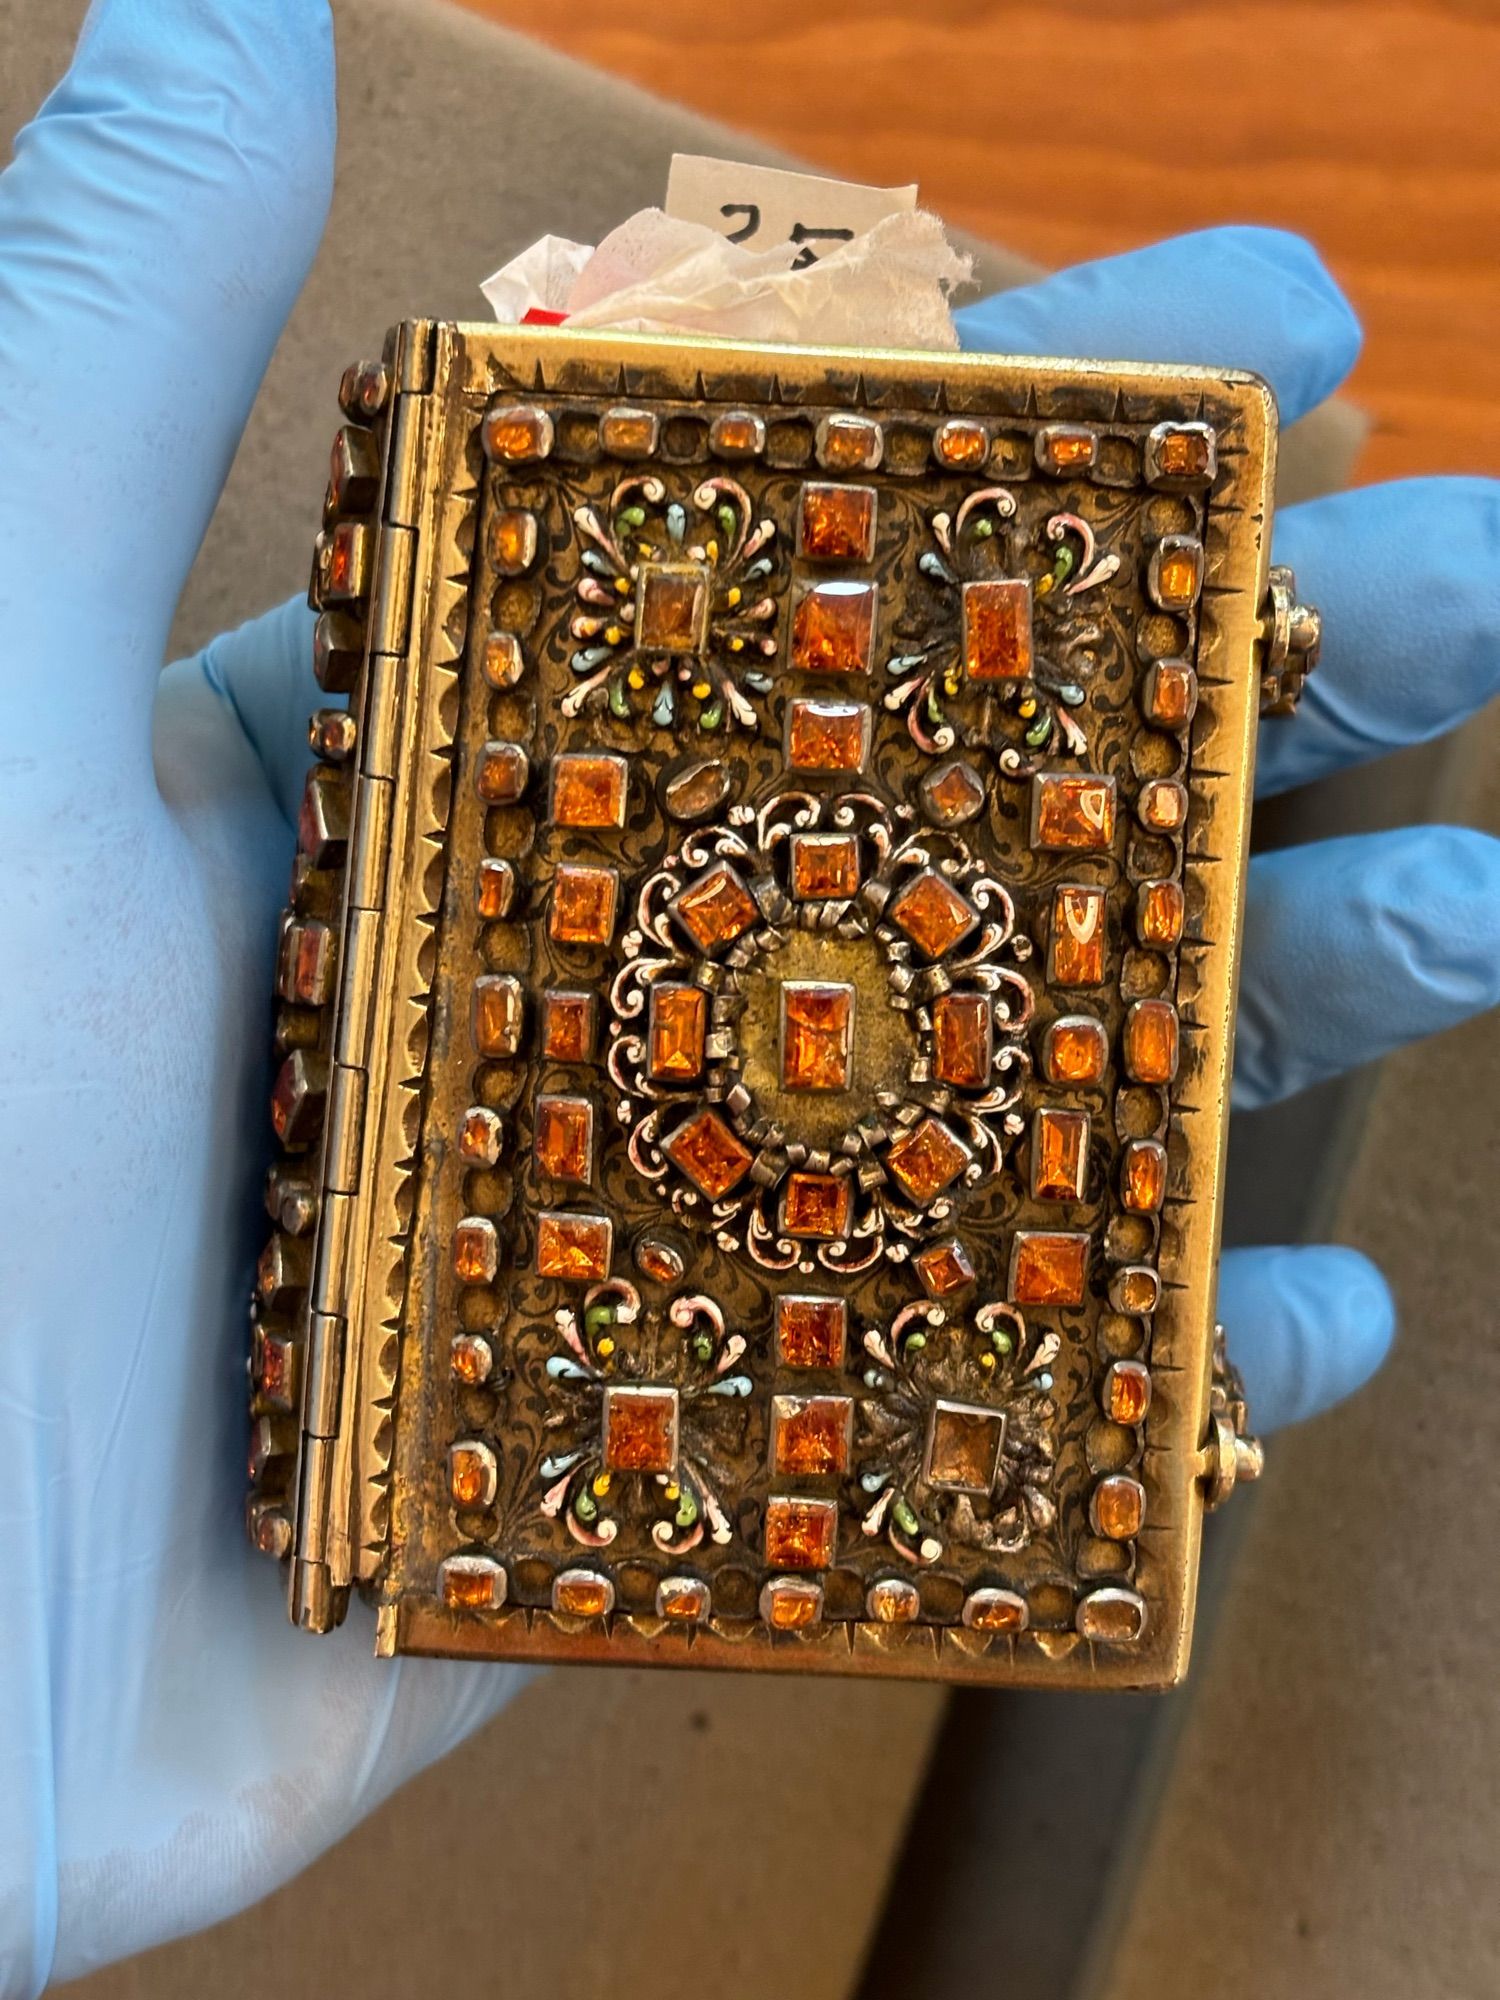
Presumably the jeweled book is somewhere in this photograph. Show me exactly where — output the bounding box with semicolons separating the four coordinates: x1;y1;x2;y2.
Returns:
250;321;1275;1688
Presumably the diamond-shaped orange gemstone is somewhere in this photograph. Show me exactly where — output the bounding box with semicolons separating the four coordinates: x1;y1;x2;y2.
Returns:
888;870;976;959
602;1385;679;1473
932;991;992;1088
791;580;877;674
1137;879;1185;948
789;833;861;902
925;1399;1005;1494
775;1295;848;1369
534;1094;594;1184
785;698;870;773
540;989;596;1063
672;863;759;953
962;578;1034;681
1143;661;1198;729
648;984;708;1082
920;757;986;826
799;482;877;563
450;1332;494;1385
1032;1107;1089;1201
665;1109;754;1199
1104;1360;1152;1425
781;1171;853;1240
1032;773;1117;851
1043;1015;1109;1085
636;562;710;653
536;1210;613;1281
771;1395;853;1477
764;1495;839;1570
1009;1230;1089;1306
780;982;854;1093
914;1236;976;1299
1049;885;1108;986
885;1116;970;1206
550;864;619;946
550;752;628;829
1124;1000;1179;1084
1121;1139;1168;1212
482;403;554;462
490;507;537;576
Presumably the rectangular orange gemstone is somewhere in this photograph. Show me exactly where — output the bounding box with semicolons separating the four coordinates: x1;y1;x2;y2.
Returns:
549;864;619;946
889;870;977;958
550;752;628;829
1151;538;1203;609
536;1210;613;1282
1009;1230;1090;1306
926;1399;1005;1493
785;697;870;773
764;1495;839;1570
665;1109;754;1199
489;507;537;576
440;1556;505;1611
1143;660;1198;729
1137;879;1185;948
1105;1360;1152;1425
771;1395;853;1477
817;414;883;471
885;1116;970;1206
553;1571;614;1617
672;863;759;952
1031;773;1117;851
1124;1000;1180;1084
791;580;877;674
472;974;524;1058
789;833;861;902
540;989;596;1063
534;1094;594;1184
1031;1107;1089;1201
636;562;710;653
482;403;553;462
709;410;767;458
475;740;529;805
598;406;659;458
1049;886;1108;986
602;1385;679;1473
1042;1015;1109;1085
1148;422;1216;482
1037;425;1098;473
962;578;1034;681
933;419;989;469
1121;1138;1168;1212
1092;1475;1146;1540
775;1294;848;1369
933;991;993;1088
780;982;855;1092
762;1578;823;1629
475;858;518;920
781;1171;853;1240
648;984;708;1082
453;1217;498;1286
799;482;877;563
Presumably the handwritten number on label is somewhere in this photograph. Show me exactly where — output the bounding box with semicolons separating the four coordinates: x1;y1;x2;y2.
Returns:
720;202;762;245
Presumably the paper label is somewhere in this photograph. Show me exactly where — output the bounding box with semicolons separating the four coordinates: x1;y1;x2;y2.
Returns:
665;153;918;268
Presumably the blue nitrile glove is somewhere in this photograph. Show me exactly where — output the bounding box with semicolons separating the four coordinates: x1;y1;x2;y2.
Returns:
1;5;1497;1991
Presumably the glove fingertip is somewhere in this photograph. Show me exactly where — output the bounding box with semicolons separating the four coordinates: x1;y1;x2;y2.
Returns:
1220;1243;1394;1433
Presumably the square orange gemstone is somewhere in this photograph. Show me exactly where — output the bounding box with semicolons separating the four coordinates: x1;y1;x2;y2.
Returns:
791;580;877;674
888;870;977;959
914;1236;977;1299
489;507;538;576
1121;1138;1168;1213
1137;878;1185;948
1143;661;1198;729
482;403;553;462
789;833;861;901
962;578;1034;681
1009;1230;1090;1306
665;1109;754;1200
785;698;870;774
775;1294;848;1369
799;482;877;563
550;864;619;946
1124;1000;1180;1084
1147;422;1216;484
550;752;628;829
672;863;759;953
1042;1014;1109;1085
1032;1107;1089;1201
602;1385;679;1474
473;974;524;1058
648;984;708;1082
1151;537;1203;610
1031;773;1117;852
885;1116;970;1206
764;1495;839;1570
771;1394;853;1477
925;1399;1005;1494
709;410;767;458
1138;778;1189;833
540;989;597;1063
817;414;883;472
780;981;855;1093
781;1171;853;1241
536;1210;613;1282
534;1094;594;1184
636;562;711;653
1049;886;1108;986
932;991;993;1089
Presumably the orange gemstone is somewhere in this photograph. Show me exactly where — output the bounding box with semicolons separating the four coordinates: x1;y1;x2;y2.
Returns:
320;519;371;603
785;697;870;773
256;1236;307;1312
1032;1107;1089;1202
933;991;993;1088
920;757;986;827
602;1385;679;1473
817;414;883;471
789;833;861;901
1137;879;1185;948
1110;1265;1161;1315
453;1217;498;1285
1138;779;1188;833
269;1049;326;1148
553;1570;615;1617
451;1332;494;1385
648;984;708;1082
472;974;524;1058
866;1578;922;1623
656;1576;712;1622
1149;423;1215;482
1037;425;1098;473
780;981;855;1092
1104;1360;1152;1425
925;1399;1005;1493
598;406;659;458
771;1394;853;1477
550;864;619;946
458;1105;504;1167
536;1210;613;1281
1151;538;1202;610
476;858;518;921
439;1556;506;1611
914;1236;977;1299
482;403;553;462
277;918;334;1007
962;578;1034;681
534;1094;594;1183
791;580;877;675
888;870;977;959
475;740;529;806
307;707;356;765
799;481;877;563
764;1495;839;1570
932;419;989;469
1049;885;1108;986
775;1295;848;1369
963;1588;1029;1633
550;752;628;829
1042;1015;1109;1086
634;1237;685;1286
541;989;597;1063
665;1109;754;1199
253;1325;297;1410
761;1578;824;1630
449;1440;497;1508
1143;661;1198;729
1124;1000;1179;1084
1121;1139;1168;1213
672;863;759;952
1031;773;1117;852
709;410;767;458
1077;1588;1147;1643
1009;1230;1090;1306
489;507;537;576
886;1116;970;1206
636;562;711;653
781;1171;853;1240
482;630;525;689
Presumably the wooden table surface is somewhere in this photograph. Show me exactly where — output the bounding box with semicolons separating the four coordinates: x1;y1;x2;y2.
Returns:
459;0;1498;488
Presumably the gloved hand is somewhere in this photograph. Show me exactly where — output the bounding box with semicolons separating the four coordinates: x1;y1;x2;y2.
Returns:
1;4;1496;1993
